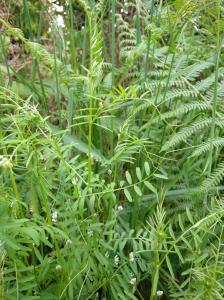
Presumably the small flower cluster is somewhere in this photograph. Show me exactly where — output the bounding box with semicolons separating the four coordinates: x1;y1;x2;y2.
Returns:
114;205;124;217
130;277;136;286
121;0;129;15
48;0;64;14
118;205;123;211
48;0;65;31
0;156;13;170
156;290;164;298
52;211;58;224
66;239;72;246
114;255;119;266
129;252;135;262
120;8;128;15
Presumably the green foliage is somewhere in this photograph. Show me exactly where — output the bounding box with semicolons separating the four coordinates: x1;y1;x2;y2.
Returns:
0;0;224;299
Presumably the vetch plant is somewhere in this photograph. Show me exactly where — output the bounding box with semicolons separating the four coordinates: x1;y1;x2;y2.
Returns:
0;0;223;299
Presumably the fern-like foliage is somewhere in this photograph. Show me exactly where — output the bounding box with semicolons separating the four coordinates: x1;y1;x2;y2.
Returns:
201;161;224;193
160;101;212;120
161;118;214;152
191;137;224;157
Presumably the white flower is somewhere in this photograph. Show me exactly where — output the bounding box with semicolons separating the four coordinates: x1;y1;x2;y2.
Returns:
56;264;62;272
0;157;13;170
72;177;77;185
130;278;136;286
52;211;58;223
53;4;64;13
81;26;85;30
114;255;119;265
66;239;72;246
121;8;124;13
107;169;112;175
118;205;123;211
129;252;135;262
55;15;65;28
156;290;164;297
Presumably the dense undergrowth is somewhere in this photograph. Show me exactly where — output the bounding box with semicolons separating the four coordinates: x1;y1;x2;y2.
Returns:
0;0;224;299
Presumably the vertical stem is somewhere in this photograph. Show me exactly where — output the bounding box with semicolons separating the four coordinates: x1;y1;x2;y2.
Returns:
87;13;93;190
15;262;19;300
22;0;33;39
37;175;52;225
150;251;159;300
30;177;39;214
136;1;141;45
81;17;87;75
35;5;48;112
0;34;11;87
131;196;139;229
208;0;221;176
67;87;74;134
111;0;116;86
52;28;61;124
69;0;77;71
9;169;22;218
110;0;116;155
144;0;155;79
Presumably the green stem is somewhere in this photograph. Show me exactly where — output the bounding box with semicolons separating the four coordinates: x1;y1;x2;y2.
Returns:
81;17;88;75
9;169;22;218
52;29;61;124
208;1;221;175
111;0;116;86
37;175;52;225
69;0;77;71
110;0;116;155
22;0;33;39
87;12;93;190
144;0;155;79
136;1;141;45
150;248;159;300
